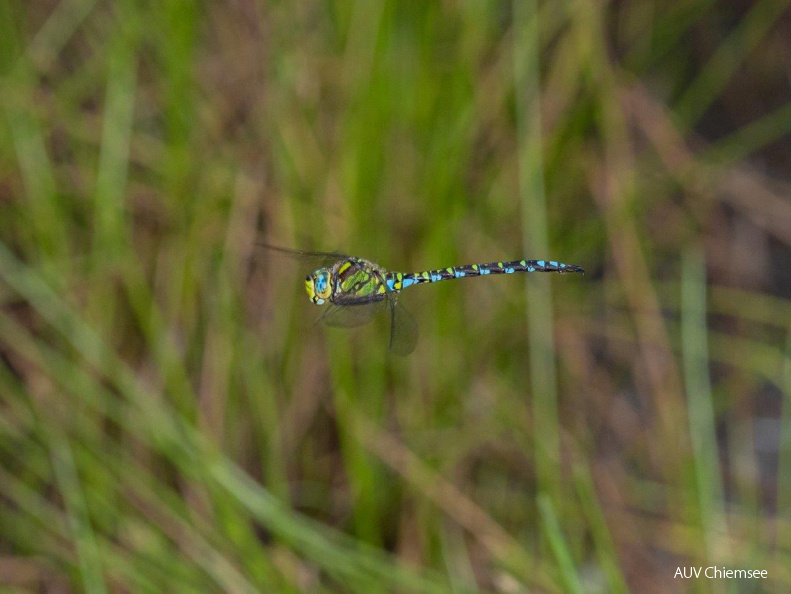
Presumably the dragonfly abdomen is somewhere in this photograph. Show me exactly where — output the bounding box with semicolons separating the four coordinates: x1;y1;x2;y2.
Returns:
385;259;583;291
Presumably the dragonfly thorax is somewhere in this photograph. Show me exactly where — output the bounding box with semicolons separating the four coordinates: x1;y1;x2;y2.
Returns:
304;257;389;307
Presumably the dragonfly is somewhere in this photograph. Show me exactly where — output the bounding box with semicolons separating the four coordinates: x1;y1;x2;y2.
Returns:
263;244;584;355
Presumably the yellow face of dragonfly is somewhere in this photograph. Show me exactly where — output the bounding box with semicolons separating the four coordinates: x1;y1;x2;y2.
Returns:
305;268;332;305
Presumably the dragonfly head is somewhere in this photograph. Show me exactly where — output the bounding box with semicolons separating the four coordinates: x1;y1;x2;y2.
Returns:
305;268;332;305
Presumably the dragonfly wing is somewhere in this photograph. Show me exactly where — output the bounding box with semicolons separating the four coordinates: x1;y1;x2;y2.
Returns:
257;243;350;270
387;298;419;356
319;301;384;328
319;296;418;354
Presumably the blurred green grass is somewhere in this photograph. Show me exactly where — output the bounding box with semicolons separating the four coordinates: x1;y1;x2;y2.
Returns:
2;0;791;591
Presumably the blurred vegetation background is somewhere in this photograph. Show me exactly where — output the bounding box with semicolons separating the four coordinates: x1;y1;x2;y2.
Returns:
1;0;791;591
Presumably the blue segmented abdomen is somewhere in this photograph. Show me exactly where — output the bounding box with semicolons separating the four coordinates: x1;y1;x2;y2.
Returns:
384;259;584;292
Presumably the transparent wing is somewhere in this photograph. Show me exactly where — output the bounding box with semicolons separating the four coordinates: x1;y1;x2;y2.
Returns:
318;296;418;355
387;298;419;356
257;243;349;271
319;301;384;328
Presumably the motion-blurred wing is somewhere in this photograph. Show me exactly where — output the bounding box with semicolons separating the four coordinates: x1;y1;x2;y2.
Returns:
319;301;384;328
387;298;418;356
257;243;349;270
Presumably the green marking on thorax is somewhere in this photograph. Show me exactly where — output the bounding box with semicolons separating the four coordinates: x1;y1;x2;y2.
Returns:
340;267;376;296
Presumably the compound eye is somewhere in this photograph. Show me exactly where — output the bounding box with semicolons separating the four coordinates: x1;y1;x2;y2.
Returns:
315;271;331;298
